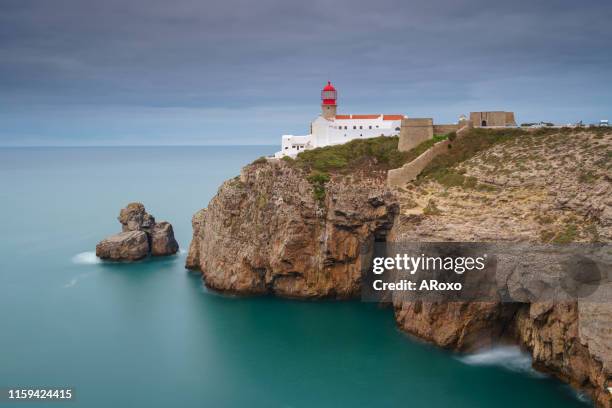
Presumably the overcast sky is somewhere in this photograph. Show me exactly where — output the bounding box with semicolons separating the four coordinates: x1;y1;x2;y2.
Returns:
1;0;611;146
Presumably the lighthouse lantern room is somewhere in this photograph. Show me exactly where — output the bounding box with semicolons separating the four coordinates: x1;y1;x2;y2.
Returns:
321;81;337;119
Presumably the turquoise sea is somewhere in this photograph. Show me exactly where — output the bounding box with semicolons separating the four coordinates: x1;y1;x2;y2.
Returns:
0;147;591;407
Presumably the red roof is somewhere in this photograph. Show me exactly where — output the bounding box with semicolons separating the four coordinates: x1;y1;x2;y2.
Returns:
333;114;404;120
382;115;405;120
322;81;336;91
351;114;380;119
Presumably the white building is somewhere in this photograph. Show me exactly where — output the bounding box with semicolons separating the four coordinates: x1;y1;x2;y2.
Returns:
275;81;405;158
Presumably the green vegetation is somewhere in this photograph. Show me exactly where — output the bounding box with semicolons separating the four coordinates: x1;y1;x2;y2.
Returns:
228;176;245;189
578;170;598;183
252;156;268;165
421;128;528;178
292;136;411;174
307;170;330;203
540;221;580;244
288;136;419;203
552;223;578;244
423;199;441;215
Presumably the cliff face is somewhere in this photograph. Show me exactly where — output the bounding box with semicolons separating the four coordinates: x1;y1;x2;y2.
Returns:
186;159;398;298
390;129;611;407
186;130;611;406
515;302;611;408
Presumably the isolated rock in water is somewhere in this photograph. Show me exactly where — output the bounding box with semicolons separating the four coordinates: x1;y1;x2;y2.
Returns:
151;222;179;256
96;231;149;261
96;202;179;261
119;202;156;232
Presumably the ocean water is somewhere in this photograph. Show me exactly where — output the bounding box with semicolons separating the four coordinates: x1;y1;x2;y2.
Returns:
0;146;591;407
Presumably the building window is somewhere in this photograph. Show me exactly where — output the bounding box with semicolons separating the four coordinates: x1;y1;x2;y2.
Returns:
359;126;363;129
395;127;400;131
369;126;372;129
345;126;348;129
284;147;288;150
376;125;379;128
353;126;356;129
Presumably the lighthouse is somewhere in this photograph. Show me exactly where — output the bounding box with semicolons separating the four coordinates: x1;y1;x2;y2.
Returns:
321;81;337;119
274;81;405;158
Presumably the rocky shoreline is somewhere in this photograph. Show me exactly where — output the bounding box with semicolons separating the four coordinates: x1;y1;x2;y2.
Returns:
186;130;611;407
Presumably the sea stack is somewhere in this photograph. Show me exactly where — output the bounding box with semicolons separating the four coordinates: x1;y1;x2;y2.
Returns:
96;202;179;261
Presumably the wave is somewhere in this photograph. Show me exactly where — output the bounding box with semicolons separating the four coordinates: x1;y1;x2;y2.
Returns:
457;346;546;378
71;251;100;265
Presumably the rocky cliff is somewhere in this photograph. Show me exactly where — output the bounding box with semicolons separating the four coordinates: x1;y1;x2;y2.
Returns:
186;130;611;406
186;158;398;298
390;129;611;407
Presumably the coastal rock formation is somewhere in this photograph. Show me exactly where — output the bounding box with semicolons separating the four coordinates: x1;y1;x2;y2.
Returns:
96;203;179;261
186;130;611;406
95;230;150;261
390;130;611;407
186;159;398;298
150;222;180;256
514;302;611;408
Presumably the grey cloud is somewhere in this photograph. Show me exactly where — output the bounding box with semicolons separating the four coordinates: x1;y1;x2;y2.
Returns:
0;0;611;144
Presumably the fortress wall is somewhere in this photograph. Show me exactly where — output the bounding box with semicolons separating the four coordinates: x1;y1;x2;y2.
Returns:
470;111;516;127
398;118;433;152
387;123;472;188
433;124;459;135
388;140;450;187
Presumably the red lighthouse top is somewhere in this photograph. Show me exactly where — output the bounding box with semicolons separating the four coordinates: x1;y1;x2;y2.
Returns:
321;81;337;105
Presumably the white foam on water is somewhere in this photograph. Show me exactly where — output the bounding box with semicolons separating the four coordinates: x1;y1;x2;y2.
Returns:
457;346;546;378
71;251;100;265
63;272;94;288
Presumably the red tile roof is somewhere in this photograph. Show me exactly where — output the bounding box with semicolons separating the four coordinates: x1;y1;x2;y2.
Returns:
351;114;380;119
333;114;404;120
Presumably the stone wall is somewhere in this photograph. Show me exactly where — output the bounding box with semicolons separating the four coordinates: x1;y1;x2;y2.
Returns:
388;124;472;188
470;111;516;127
398;118;433;152
433;124;459;135
388;139;450;187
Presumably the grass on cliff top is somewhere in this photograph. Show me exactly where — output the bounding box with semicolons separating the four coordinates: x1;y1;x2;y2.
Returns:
287;133;458;174
284;136;414;204
417;126;612;189
287;136;412;174
281;133;457;203
417;128;528;188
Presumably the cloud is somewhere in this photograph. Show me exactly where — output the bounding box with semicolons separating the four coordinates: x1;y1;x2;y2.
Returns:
0;0;611;145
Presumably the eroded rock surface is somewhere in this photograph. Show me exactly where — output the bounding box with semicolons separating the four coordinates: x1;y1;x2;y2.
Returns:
95;230;149;261
96;202;179;261
390;130;611;407
186;159;398;298
186;130;611;406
